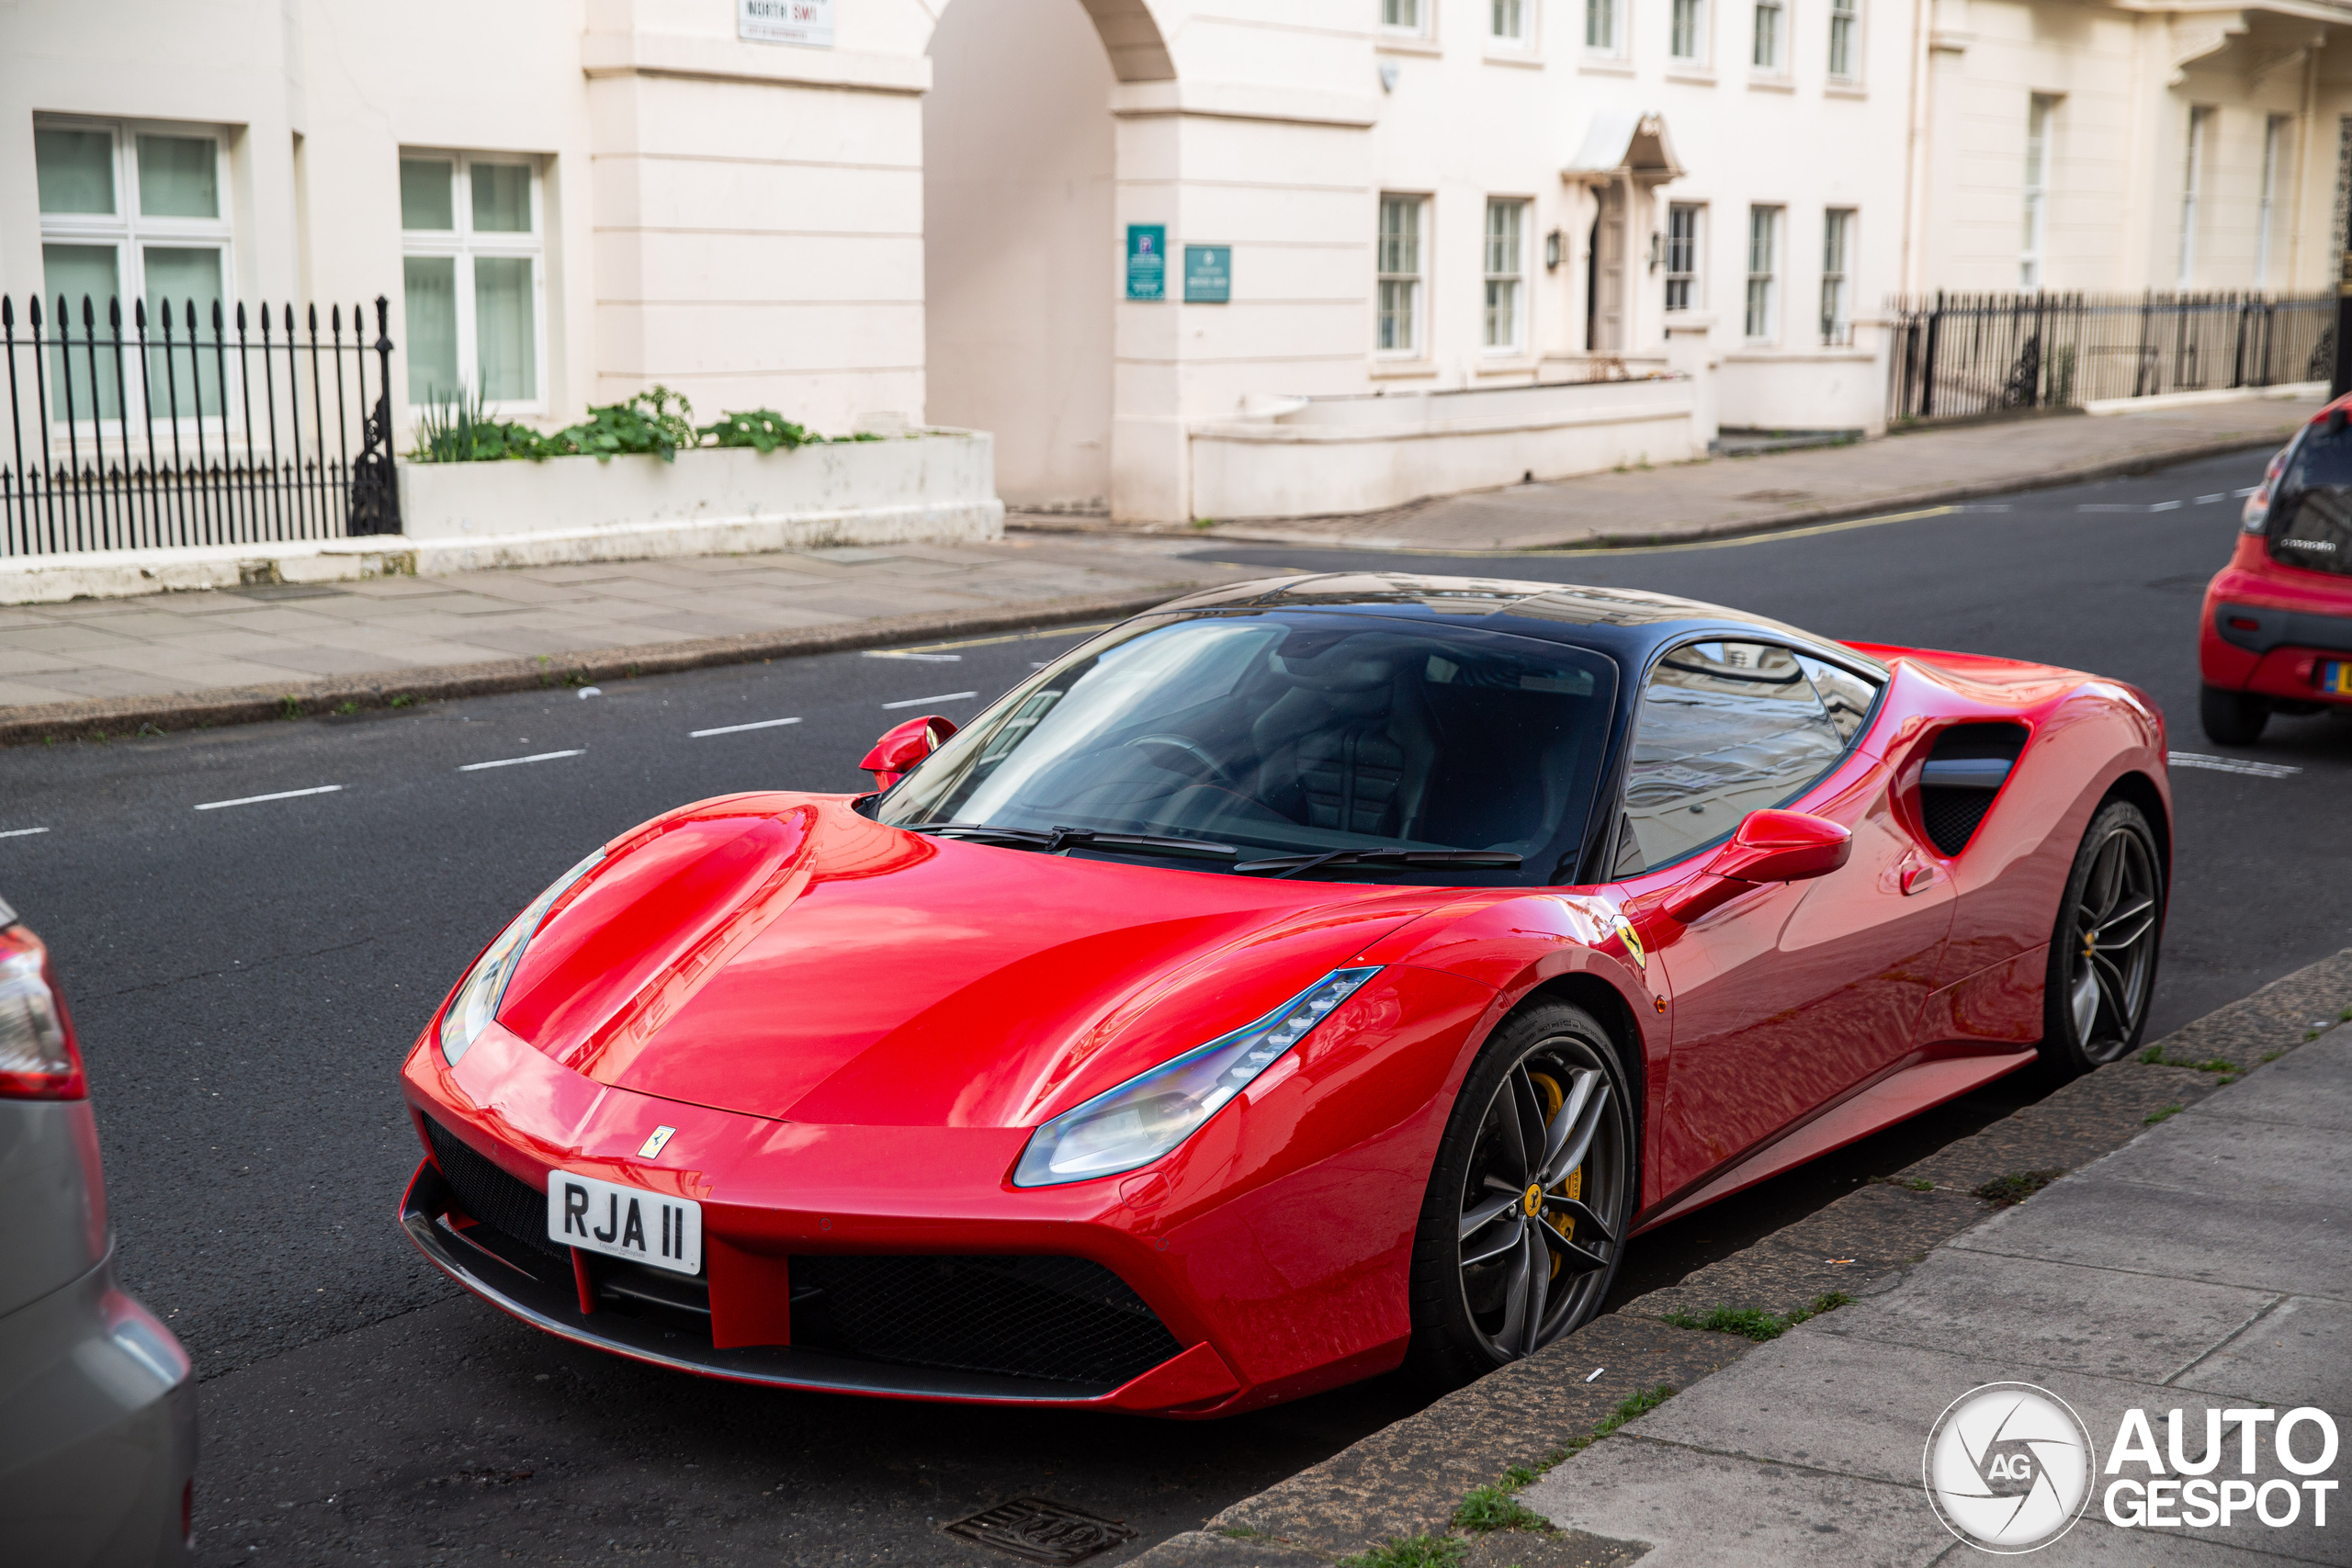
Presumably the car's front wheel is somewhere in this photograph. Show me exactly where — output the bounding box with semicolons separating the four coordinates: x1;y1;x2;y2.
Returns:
1404;999;1635;1391
2039;799;2165;1074
2199;683;2268;746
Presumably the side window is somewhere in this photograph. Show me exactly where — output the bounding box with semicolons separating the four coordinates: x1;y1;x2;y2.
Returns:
1613;640;1849;874
1799;653;1883;743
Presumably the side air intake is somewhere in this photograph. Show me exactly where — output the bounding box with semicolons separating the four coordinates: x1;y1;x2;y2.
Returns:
1917;722;2027;856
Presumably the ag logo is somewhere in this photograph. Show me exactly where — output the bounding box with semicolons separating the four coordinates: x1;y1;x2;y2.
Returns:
1924;1382;2095;1552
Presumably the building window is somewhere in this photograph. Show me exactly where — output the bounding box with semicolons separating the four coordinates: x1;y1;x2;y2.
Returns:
1485;199;1528;350
1382;0;1425;32
401;151;544;410
1752;0;1783;71
1491;0;1528;44
1586;0;1623;53
2257;114;2290;288
2177;107;2211;287
1377;195;1426;355
1665;204;1702;310
34;118;234;421
2021;94;2055;289
1820;209;1855;345
1827;0;1859;78
1670;0;1708;61
1745;206;1781;339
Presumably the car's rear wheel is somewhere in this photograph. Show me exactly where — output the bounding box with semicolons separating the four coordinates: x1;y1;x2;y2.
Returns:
1404;999;1634;1391
2039;799;2165;1074
2199;683;2268;746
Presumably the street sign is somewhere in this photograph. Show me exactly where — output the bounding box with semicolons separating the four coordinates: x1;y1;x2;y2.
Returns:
1125;226;1167;300
1183;245;1231;303
739;0;833;48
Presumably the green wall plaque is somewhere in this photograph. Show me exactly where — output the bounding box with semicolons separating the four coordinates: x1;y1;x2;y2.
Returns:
1125;225;1167;300
1183;245;1231;303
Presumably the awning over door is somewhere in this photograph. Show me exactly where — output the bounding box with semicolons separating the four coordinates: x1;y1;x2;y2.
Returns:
1562;110;1685;186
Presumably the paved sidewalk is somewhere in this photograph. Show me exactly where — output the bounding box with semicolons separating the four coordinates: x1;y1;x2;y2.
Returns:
1516;1034;2352;1564
1145;393;2316;550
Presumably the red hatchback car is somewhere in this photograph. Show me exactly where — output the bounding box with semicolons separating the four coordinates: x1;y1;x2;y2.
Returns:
399;576;2170;1416
2199;396;2352;744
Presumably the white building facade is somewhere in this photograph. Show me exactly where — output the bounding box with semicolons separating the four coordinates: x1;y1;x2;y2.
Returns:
4;0;2345;531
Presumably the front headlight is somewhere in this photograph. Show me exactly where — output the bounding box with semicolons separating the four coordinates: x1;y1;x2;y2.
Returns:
438;849;605;1066
1012;966;1380;1188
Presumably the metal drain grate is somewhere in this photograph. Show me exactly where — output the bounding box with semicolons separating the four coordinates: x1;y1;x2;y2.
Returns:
943;1498;1138;1565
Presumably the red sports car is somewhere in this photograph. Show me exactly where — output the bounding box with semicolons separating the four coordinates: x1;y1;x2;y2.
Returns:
398;575;2169;1416
2200;395;2352;743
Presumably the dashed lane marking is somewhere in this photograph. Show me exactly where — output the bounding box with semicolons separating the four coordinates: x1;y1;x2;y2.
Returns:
689;716;803;739
458;750;586;772
864;649;964;662
0;827;51;839
2167;750;2302;779
194;785;344;811
2196;493;2227;503
882;691;978;710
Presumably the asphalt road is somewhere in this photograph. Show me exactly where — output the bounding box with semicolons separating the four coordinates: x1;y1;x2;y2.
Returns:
0;443;2342;1566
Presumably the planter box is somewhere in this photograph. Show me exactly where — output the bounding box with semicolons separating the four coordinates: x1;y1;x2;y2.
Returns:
1188;379;1700;521
395;427;1002;570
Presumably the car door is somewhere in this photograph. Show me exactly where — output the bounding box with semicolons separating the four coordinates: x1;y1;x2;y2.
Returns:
1610;638;1954;1195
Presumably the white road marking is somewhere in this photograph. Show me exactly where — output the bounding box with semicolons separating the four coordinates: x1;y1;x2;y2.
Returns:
2150;500;2184;511
882;691;978;709
2078;503;2139;513
458;750;586;772
2235;487;2259;497
2167;750;2302;779
689;716;803;739
0;827;51;839
2195;493;2227;504
864;649;964;662
194;785;344;811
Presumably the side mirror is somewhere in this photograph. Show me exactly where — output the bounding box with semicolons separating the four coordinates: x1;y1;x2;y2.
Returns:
860;715;958;790
1662;808;1851;924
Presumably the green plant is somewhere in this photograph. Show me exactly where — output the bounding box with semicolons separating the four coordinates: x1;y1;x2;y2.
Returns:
701;409;816;454
1339;1536;1465;1568
1663;1294;1850;1343
2144;1103;2184;1125
1973;1169;2064;1208
2141;1049;2238;1073
2340;1006;2351;1022
1453;1485;1546;1533
334;700;360;716
389;694;416;708
408;387;552;463
277;694;302;721
554;386;699;463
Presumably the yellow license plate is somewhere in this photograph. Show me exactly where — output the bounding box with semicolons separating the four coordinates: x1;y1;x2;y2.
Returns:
2324;661;2352;696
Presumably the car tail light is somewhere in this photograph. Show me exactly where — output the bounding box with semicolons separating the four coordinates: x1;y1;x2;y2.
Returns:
182;1478;195;1551
0;922;86;1100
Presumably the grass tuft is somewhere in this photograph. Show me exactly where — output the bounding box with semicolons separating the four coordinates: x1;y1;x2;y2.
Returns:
1453;1485;1547;1533
2144;1103;2184;1125
1339;1536;1466;1568
1973;1169;2064;1208
2140;1048;2238;1073
389;694;415;708
277;694;302;721
1661;1293;1851;1343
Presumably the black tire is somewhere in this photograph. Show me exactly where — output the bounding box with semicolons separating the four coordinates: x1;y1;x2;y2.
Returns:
2039;800;2165;1075
1404;999;1635;1392
2199;683;2268;747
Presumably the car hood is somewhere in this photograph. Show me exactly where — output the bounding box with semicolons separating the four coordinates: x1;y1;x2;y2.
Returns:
494;794;1448;1127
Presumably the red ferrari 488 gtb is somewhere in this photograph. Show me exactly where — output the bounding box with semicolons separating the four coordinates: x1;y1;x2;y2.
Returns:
399;575;2169;1416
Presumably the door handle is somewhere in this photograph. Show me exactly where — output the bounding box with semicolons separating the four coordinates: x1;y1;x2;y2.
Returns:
1901;862;1940;897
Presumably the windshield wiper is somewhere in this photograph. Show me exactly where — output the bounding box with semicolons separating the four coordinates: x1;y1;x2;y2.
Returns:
917;823;1238;860
1234;848;1524;879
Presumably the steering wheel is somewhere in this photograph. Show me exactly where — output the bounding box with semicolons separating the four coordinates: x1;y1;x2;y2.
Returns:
1127;733;1241;789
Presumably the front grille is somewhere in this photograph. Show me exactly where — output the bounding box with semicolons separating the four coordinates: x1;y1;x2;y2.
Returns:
424;1116;565;1259
792;1255;1182;1388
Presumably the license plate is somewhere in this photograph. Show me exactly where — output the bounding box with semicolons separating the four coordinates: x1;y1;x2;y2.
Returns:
2324;661;2352;696
547;1170;701;1276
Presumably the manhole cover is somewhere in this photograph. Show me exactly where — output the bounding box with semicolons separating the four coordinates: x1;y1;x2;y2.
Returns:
944;1497;1138;1564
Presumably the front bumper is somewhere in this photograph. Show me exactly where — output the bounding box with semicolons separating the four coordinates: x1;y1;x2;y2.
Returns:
0;1247;197;1566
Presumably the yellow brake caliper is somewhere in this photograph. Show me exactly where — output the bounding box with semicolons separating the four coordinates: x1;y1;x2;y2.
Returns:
1526;1070;1583;1277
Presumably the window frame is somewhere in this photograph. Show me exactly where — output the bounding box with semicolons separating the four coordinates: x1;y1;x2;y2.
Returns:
1745;205;1782;342
1483;197;1532;353
1665;203;1702;312
2021;94;2056;289
1819;209;1855;346
1751;0;1786;73
1382;0;1430;38
1376;193;1430;358
1669;0;1711;63
1609;634;1888;879
2257;113;2290;287
1489;0;1532;49
1585;0;1627;57
1827;0;1860;80
398;148;548;416
2177;106;2212;288
33;114;238;432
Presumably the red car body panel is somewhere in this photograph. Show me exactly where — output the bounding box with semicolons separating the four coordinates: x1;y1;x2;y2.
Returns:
399;595;2168;1416
2200;396;2352;709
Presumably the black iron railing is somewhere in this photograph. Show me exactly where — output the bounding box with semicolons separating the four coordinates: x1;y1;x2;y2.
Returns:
1886;291;2332;424
1;293;400;558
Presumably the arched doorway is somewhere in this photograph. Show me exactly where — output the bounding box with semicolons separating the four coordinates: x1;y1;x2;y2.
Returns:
924;0;1162;513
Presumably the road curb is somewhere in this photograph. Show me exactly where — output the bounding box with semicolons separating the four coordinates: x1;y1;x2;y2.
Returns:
1015;426;2294;554
0;586;1183;749
1136;949;2352;1566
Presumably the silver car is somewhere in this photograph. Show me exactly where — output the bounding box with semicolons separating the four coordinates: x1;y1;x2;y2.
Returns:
0;892;197;1564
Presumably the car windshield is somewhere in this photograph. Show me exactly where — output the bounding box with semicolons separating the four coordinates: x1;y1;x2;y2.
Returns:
874;611;1621;885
